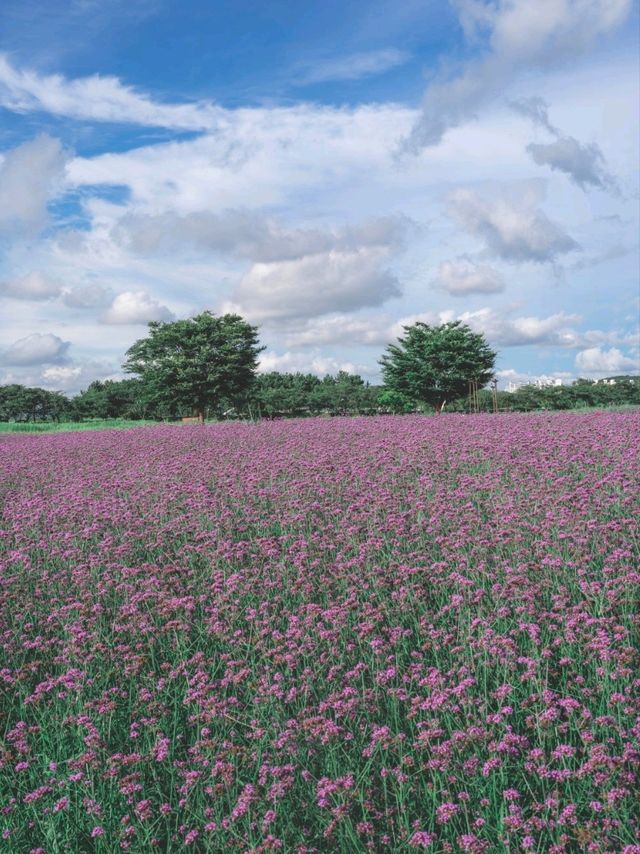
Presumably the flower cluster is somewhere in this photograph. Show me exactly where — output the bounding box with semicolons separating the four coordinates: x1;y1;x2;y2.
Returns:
0;413;638;851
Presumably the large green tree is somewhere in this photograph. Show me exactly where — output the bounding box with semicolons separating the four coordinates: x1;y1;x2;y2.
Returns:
123;312;263;422
379;320;496;413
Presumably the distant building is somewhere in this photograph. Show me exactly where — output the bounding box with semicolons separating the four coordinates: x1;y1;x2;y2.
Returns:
505;376;565;393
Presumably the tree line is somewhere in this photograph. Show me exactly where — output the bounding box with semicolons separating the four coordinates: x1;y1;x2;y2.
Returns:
3;374;637;424
1;312;638;422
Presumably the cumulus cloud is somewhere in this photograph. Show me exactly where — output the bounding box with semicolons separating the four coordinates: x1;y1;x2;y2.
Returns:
283;315;391;348
389;307;584;348
227;247;401;323
63;283;114;308
1;332;70;365
0;271;62;300
40;361;119;392
295;48;409;85
482;311;583;346
101;291;174;324
258;350;370;377
0;135;68;235
394;308;638;352
404;0;631;151
431;257;505;295
117;210;407;263
0;360;119;394
575;346;638;375
527;136;616;192
447;185;579;262
286;306;616;351
0;53;221;130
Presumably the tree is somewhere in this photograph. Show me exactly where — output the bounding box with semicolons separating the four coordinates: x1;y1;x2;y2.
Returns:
249;371;383;418
72;379;151;420
379;321;496;413
123;312;263;422
0;385;71;422
377;387;416;414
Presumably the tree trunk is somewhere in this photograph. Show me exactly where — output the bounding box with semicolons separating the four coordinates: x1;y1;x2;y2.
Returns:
197;408;205;424
435;400;446;414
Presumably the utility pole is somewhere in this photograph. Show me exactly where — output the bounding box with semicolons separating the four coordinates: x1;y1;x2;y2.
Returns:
490;376;498;413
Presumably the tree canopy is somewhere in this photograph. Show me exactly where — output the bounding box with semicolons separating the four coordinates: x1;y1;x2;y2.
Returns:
123;312;263;421
0;384;71;422
379;320;496;412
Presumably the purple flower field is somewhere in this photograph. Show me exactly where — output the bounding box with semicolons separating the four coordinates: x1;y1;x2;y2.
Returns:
1;413;638;852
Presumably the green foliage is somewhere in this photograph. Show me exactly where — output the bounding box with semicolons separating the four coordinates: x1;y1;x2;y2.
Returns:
502;377;640;412
0;384;72;422
123;312;263;421
377;387;416;414
71;379;154;421
251;372;322;417
250;371;382;417
380;321;497;412
2;361;637;427
0;418;158;433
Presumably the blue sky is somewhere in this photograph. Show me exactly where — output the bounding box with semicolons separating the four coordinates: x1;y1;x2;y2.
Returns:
0;0;638;392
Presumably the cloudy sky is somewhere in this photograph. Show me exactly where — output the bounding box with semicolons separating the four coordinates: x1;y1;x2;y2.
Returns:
0;0;638;393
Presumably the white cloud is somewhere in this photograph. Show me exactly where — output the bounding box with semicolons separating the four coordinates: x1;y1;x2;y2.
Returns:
117;210;407;263
285;306;619;351
62;283;114;308
390;307;584;347
295;48;409;85
0;135;68;235
0;360;119;394
432;257;505;295
489;311;582;346
0;50;636;387
65;103;416;215
405;0;632;151
527;136;616;191
0;53;221;130
282;314;391;347
227;247;401;323
447;185;579;262
0;271;62;300
396;309;639;352
258;350;370;377
101;291;175;324
575;345;638;375
1;332;70;365
40;361;119;392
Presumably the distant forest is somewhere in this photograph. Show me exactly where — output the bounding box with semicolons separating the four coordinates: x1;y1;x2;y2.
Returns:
1;373;639;423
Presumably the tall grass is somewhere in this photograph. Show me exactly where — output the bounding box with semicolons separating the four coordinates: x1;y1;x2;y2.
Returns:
0;419;160;434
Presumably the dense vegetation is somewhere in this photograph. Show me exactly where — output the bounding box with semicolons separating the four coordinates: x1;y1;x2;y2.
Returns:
1;414;638;851
0;375;638;425
123;313;264;422
380;321;496;414
3;315;637;424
